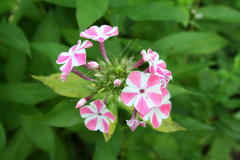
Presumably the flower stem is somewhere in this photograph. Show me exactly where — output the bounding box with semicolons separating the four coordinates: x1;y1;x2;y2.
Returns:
132;108;137;119
72;68;96;82
99;42;110;62
133;58;144;68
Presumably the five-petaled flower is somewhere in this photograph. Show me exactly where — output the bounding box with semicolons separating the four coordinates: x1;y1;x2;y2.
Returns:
80;25;119;42
141;49;159;62
80;100;115;133
120;71;163;114
56;40;93;75
140;88;171;128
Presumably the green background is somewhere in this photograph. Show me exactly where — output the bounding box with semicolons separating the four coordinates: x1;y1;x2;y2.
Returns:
0;0;240;159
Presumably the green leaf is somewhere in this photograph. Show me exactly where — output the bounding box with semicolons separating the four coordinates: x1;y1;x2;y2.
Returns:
31;42;68;70
198;5;240;23
5;49;27;83
153;32;227;55
23;120;55;157
153;117;186;133
175;115;215;130
76;0;109;30
103;102;118;141
93;128;123;160
42;0;76;8
0;123;6;151
0;129;32;160
0;83;57;105
168;84;192;97
208;134;235;160
24;100;82;127
115;2;189;23
0;23;31;56
33;73;92;98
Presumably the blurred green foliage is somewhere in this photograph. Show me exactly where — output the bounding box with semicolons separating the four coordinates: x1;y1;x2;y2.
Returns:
0;0;240;159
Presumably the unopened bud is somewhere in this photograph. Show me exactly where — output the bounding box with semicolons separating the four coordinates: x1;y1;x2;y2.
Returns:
87;61;99;70
75;98;87;108
114;79;122;87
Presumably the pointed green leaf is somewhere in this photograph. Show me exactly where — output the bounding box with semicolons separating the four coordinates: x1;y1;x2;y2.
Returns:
0;23;31;56
153;117;186;133
103;102;118;141
76;0;109;30
199;5;240;23
33;73;92;98
0;83;57;105
24;100;82;127
153;32;227;55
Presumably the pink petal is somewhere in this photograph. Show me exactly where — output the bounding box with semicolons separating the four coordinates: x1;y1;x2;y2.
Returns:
56;55;70;64
135;96;150;114
146;74;161;88
102;25;113;34
151;113;160;128
93;100;104;112
74;53;86;66
85;117;98;131
160;104;171;116
80;40;93;49
147;92;162;106
120;92;138;105
161;88;169;98
80;106;95;117
101;119;110;133
127;71;142;88
84;26;98;36
60;59;72;73
103;112;115;122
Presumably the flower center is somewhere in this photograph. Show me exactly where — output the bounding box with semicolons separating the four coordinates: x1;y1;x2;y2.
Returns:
97;113;102;116
140;89;145;93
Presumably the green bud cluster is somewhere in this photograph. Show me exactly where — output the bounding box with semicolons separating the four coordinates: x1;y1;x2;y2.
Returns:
92;56;134;95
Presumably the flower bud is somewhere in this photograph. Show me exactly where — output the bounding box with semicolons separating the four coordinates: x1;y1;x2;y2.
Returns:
75;98;87;108
126;119;146;132
114;79;122;87
87;61;99;70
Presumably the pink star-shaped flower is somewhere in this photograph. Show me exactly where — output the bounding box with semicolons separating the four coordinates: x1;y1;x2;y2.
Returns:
141;49;159;62
80;100;115;133
80;25;119;43
120;71;163;114
149;58;172;87
140;88;171;128
126;119;146;131
56;40;93;75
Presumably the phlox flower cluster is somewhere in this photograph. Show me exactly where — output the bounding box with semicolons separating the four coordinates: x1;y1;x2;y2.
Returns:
56;25;172;133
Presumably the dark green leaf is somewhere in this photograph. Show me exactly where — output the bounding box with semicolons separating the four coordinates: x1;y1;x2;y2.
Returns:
0;123;6;151
153;32;227;55
0;129;32;160
0;23;31;56
0;83;57;105
76;0;109;30
42;0;76;8
199;5;240;23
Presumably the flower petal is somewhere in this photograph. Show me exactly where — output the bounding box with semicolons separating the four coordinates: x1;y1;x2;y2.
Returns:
80;105;96;118
135;96;150;114
85;116;98;131
60;59;73;73
126;71;142;88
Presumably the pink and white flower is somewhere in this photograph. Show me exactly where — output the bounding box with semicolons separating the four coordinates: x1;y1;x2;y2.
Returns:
126;119;146;131
120;71;163;114
80;25;119;43
80;100;115;133
140;88;171;128
56;40;93;74
141;49;159;62
87;61;99;70
149;58;172;87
